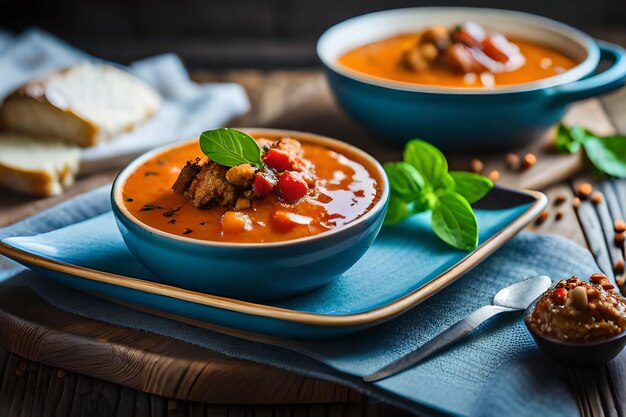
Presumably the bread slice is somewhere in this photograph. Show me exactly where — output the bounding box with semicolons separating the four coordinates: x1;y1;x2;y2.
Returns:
0;63;161;147
0;133;80;196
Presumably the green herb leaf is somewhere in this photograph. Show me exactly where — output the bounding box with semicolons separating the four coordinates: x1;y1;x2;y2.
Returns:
582;135;626;178
199;128;263;168
449;171;493;204
403;139;449;188
384;162;426;202
557;124;626;178
384;197;412;225
555;124;582;154
431;191;479;251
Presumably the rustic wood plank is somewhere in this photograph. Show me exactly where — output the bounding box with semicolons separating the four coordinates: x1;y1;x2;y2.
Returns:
20;359;37;417
0;285;364;405
0;354;21;416
29;360;50;417
600;87;626;134
526;183;587;248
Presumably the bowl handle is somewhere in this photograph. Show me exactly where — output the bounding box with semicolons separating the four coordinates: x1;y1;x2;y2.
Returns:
548;41;626;105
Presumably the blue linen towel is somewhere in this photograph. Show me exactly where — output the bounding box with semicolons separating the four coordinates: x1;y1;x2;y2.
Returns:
0;28;250;173
0;185;605;417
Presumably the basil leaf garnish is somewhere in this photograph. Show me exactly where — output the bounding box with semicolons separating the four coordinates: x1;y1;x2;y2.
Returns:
199;128;263;168
384;197;412;225
555;124;582;154
431;191;479;251
449;171;493;204
403;139;449;188
383;138;491;250
384;162;426;202
582;135;626;178
555;124;626;178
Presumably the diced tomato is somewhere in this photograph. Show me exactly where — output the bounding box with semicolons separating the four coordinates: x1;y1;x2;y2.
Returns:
272;210;312;232
551;287;568;305
252;172;276;196
453;22;485;47
481;34;512;63
263;148;296;171
277;171;308;203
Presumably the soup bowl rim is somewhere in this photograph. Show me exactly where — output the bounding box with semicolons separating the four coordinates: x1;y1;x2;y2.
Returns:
111;128;390;249
316;6;600;95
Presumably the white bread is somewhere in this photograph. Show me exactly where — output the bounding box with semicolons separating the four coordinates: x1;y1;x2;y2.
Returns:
0;63;161;147
0;133;80;197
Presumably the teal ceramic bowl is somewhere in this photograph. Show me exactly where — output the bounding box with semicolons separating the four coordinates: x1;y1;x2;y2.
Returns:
111;129;389;302
317;7;626;150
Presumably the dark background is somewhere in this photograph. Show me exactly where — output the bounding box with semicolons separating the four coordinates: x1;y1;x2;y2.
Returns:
1;0;626;69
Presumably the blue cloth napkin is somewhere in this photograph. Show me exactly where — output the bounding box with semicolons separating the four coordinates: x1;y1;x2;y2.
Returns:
0;185;604;417
0;28;250;173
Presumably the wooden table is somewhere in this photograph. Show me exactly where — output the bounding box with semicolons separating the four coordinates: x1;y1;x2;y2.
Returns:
1;70;625;417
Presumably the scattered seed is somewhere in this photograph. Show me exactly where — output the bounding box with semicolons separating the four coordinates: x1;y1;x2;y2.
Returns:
555;210;563;221
522;153;537;170
144;171;159;176
591;192;603;205
162;206;182;217
488;170;500;183
615;219;626;234
470;159;484;173
167;219;176;224
576;182;593;200
183;228;193;235
505;153;520;170
140;204;163;212
590;273;608;284
615;260;625;274
124;197;134;202
56;370;66;379
535;210;549;226
199;221;206;225
615;232;625;245
553;194;567;206
572;197;581;209
157;159;167;165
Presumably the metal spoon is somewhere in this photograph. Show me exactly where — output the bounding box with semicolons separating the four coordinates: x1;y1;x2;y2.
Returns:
363;275;552;382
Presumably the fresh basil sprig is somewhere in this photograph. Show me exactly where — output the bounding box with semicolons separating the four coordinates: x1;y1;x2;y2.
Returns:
556;124;626;178
384;139;493;251
199;128;263;168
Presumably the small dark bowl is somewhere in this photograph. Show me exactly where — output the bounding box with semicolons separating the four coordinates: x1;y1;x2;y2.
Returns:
524;297;626;366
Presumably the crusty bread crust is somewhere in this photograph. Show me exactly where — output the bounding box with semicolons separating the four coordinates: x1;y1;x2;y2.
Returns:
0;95;98;147
0;162;74;197
0;63;161;148
0;133;81;197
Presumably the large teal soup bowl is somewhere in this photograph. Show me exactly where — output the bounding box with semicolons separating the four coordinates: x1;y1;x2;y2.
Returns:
111;129;389;302
317;8;626;150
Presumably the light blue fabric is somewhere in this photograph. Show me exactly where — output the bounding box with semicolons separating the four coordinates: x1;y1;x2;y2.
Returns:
0;185;604;417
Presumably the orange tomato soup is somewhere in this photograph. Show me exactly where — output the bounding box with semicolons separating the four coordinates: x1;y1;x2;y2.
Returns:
122;139;382;243
339;33;578;88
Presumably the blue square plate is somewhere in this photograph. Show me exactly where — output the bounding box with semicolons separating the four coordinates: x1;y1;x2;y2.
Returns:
0;186;545;339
